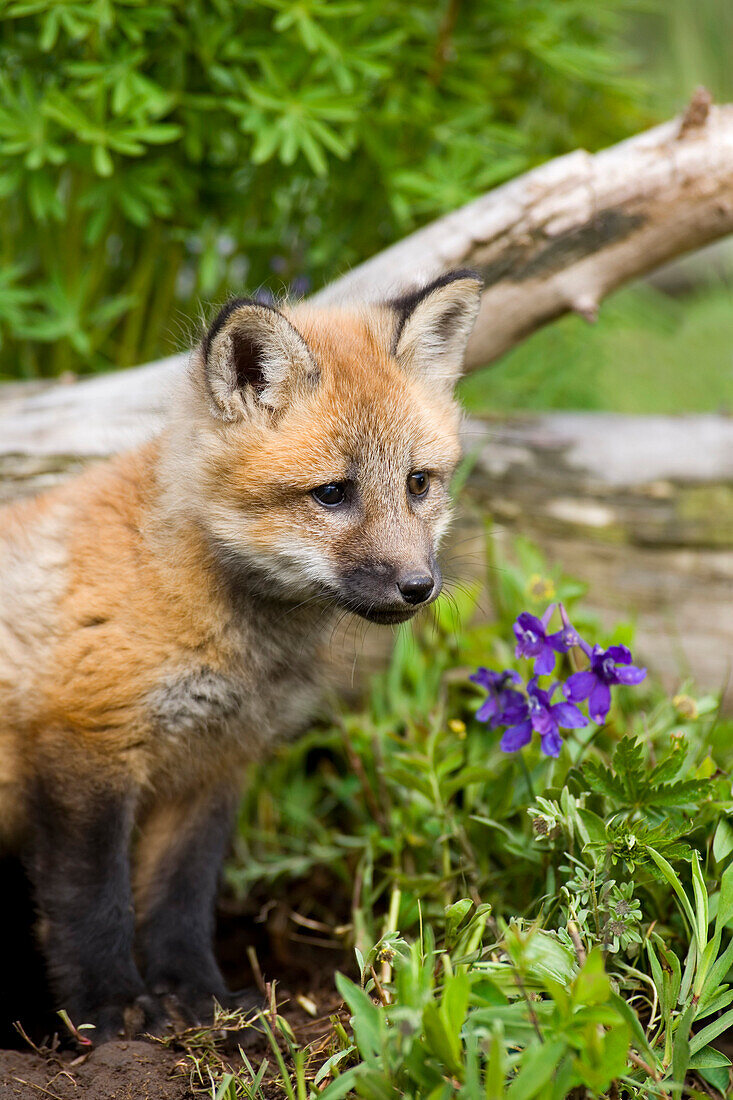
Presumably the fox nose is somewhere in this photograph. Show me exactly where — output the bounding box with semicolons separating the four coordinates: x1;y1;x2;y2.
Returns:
397;572;435;605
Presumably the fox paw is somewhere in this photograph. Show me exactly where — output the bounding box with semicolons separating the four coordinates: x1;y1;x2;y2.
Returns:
81;993;168;1045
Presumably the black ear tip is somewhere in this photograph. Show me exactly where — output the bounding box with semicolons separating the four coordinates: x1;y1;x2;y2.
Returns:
202;296;283;362
387;269;483;329
443;268;483;289
414;268;483;295
202;298;253;362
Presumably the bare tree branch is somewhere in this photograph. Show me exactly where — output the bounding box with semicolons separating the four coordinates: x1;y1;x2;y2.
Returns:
314;95;733;370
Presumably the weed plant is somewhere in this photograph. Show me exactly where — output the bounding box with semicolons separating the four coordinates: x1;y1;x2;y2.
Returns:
212;534;733;1099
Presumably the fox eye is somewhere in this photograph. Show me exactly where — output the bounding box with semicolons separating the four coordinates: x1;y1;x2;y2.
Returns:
407;471;430;497
312;482;347;507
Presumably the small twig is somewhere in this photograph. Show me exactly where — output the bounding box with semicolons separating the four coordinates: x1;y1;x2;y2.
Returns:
628;1050;663;1085
46;1070;77;1090
267;980;278;1029
13;1021;48;1058
567;920;587;967
12;1079;64;1100
678;86;712;138
369;966;390;1006
246;944;267;995
504;952;543;1043
288;910;336;934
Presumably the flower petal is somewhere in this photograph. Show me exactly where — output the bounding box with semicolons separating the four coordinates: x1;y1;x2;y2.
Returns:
615;664;647;686
540;728;563;757
533;644;557;676
500;720;532;753
589;680;612;724
547;628;573;653
469;667;494;688
516;612;544;635
606;644;633;665
564;671;596;702
530;707;555;737
498;691;528;725
551;701;588;729
476;697;498;723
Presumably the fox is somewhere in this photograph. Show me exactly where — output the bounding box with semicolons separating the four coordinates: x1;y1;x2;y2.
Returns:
0;269;482;1042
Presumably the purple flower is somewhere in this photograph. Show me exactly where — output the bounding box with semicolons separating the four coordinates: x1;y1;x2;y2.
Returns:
564;644;647;724
470;668;525;728
513;606;577;676
501;678;588;758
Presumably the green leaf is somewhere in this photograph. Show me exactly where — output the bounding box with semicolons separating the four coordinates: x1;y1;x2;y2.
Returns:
713;819;733;865
505;1040;566;1100
422;1001;462;1075
609;992;657;1064
671;1001;695;1100
313;1046;357;1085
440;971;470;1046
647;847;698;946
691;850;709;946
690;1007;733;1055
92;144;113;177
688;1046;732;1069
576;808;608;848
445;899;473;945
716;862;733;935
334;972;382;1062
316;1065;371;1100
698;1064;731;1093
484;1023;506;1100
571;948;609;1007
582;760;625;801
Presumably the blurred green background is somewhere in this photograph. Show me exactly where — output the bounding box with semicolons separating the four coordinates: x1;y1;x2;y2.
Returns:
0;0;731;414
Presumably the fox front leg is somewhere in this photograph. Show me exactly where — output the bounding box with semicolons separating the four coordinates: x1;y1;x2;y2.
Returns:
134;787;258;1023
26;769;157;1043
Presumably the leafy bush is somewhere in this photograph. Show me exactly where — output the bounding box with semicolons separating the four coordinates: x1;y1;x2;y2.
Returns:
0;0;646;378
215;532;733;1098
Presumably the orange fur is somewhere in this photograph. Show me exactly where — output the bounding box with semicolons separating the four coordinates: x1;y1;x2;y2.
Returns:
0;281;479;835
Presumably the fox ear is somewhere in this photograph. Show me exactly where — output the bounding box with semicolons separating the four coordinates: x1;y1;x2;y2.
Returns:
200;298;318;420
390;271;482;390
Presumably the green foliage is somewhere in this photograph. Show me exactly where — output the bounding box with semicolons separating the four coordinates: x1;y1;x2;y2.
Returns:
0;0;647;378
220;529;733;1097
326;936;630;1099
459;281;733;416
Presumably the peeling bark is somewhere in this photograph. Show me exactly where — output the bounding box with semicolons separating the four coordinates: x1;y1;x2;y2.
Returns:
314;100;733;369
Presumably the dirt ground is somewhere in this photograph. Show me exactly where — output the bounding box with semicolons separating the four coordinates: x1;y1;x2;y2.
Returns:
0;859;351;1099
0;988;345;1100
0;1041;195;1100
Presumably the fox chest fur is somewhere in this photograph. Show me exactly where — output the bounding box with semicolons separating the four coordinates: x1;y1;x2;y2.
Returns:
142;604;327;778
0;446;331;812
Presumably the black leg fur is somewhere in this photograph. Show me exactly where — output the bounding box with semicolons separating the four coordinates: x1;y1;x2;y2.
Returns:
135;789;247;1021
26;775;149;1042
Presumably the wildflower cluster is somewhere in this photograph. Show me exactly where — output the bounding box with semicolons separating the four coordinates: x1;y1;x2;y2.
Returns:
470;604;646;757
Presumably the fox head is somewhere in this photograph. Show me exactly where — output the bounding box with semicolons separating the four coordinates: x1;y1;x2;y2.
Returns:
179;271;481;624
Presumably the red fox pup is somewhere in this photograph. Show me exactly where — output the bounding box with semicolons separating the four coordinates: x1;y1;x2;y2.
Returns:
0;270;482;1041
